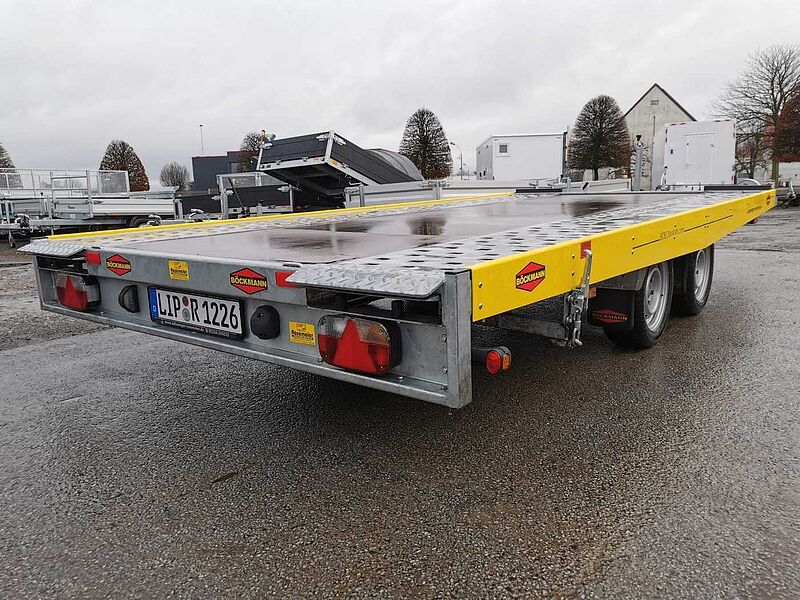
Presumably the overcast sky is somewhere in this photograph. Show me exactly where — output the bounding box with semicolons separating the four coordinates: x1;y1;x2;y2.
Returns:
2;0;798;184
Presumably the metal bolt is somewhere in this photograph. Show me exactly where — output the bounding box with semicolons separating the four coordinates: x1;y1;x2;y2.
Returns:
442;367;448;374
396;375;404;381
478;303;483;309
478;281;483;288
571;253;575;259
441;334;447;342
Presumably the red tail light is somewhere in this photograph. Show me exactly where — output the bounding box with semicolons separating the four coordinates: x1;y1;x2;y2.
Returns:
472;346;511;375
317;315;401;375
485;348;511;374
55;273;100;311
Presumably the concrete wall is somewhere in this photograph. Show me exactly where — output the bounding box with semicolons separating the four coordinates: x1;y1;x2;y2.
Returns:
625;85;694;189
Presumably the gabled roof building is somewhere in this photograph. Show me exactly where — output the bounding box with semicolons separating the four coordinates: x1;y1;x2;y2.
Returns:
624;83;695;189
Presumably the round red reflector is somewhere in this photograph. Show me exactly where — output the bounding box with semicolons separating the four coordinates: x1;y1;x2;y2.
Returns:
485;350;503;374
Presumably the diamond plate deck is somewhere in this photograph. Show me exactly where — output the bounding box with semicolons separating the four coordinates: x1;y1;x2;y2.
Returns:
24;191;759;297
325;193;744;272
19;240;86;257
287;265;445;297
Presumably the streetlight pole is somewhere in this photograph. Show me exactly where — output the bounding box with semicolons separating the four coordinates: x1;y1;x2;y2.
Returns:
449;141;463;180
199;124;204;156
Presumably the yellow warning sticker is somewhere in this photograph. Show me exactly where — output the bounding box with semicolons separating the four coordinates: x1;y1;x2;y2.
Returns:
168;260;190;281
289;321;316;345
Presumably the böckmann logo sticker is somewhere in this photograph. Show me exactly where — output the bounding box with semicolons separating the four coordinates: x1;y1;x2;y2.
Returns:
591;309;628;324
229;268;268;294
106;254;132;276
515;262;546;292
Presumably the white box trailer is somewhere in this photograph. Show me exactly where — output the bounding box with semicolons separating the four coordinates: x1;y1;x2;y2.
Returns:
779;162;800;185
662;119;736;187
476;133;566;181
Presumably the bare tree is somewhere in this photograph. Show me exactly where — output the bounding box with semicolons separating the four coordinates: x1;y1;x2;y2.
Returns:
735;127;771;179
0;142;14;169
713;44;800;182
399;108;452;179
99;140;150;192
237;131;265;173
775;88;800;162
159;162;190;191
568;95;630;181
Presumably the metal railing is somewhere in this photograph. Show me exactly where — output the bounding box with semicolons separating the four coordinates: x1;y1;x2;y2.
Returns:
0;169;129;199
0;169;130;222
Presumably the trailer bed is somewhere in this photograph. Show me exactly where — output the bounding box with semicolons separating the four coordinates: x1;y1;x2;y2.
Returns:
23;189;774;408
33;190;772;308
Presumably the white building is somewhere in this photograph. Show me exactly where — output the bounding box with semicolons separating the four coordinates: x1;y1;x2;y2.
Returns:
475;133;566;181
624;83;695;190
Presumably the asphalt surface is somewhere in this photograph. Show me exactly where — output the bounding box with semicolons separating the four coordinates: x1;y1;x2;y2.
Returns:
1;208;799;598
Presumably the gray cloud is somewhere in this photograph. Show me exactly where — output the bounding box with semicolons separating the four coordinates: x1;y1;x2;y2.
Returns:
1;0;797;182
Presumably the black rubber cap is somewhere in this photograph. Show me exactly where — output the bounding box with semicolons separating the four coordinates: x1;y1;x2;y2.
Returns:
118;285;140;313
250;305;280;340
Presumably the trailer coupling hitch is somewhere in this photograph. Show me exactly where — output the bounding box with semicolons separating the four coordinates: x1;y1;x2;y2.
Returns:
562;249;593;348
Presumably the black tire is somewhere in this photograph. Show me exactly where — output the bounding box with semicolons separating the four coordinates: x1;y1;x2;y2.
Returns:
127;216;150;228
605;261;674;349
672;245;714;316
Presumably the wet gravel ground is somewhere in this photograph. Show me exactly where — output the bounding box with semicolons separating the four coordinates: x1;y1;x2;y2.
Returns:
1;208;799;598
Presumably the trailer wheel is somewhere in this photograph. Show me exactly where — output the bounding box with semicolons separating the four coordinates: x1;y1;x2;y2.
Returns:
605;261;673;349
672;245;714;316
127;217;150;228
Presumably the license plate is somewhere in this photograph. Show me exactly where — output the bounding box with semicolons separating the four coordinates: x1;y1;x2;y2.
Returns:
148;287;243;338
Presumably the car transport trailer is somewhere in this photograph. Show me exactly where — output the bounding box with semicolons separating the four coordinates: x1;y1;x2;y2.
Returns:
21;189;774;408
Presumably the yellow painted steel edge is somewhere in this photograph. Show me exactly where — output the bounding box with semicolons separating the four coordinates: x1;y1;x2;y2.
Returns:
47;191;515;240
470;190;775;321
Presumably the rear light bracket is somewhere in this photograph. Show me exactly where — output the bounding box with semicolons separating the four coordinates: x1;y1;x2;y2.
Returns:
306;288;442;325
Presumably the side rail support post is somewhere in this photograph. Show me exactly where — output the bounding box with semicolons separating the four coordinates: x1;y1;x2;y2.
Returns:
442;271;473;409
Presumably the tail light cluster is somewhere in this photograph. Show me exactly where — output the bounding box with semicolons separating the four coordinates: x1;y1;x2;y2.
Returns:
55;273;100;311
317;315;401;375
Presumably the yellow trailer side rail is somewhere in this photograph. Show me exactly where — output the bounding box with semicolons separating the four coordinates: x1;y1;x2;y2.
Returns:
470;190;774;320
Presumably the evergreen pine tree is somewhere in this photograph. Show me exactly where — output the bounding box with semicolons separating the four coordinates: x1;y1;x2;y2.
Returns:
399;108;453;179
568;95;630;181
99;140;150;192
0;142;15;169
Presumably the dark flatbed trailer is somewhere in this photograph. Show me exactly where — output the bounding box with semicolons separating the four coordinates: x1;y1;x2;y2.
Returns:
256;132;419;199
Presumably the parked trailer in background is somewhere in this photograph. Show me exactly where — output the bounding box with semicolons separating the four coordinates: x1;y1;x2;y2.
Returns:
22;188;773;409
661;120;736;187
476;133;566;181
0;169;176;243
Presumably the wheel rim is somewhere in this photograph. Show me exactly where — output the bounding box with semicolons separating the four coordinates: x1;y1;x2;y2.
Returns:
644;264;668;331
693;248;711;302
